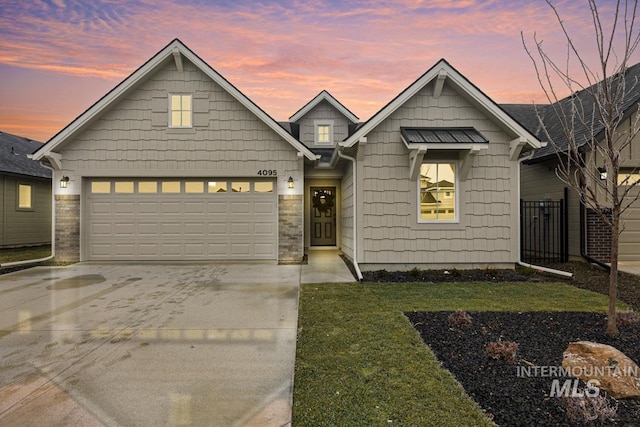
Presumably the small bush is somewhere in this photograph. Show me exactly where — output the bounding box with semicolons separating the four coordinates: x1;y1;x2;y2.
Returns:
518;266;536;276
485;340;518;364
616;311;640;327
450;268;462;277
409;267;422;278
484;267;498;278
561;393;618;424
448;309;472;327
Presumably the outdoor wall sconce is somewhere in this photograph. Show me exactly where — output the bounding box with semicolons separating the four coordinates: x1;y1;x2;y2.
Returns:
60;176;70;188
597;167;607;180
288;176;294;189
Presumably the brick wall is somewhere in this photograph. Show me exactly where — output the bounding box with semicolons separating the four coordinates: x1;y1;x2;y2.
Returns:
55;195;80;263
586;208;611;263
279;194;304;263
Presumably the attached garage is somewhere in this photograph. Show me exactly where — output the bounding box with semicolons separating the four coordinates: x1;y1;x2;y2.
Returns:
85;178;277;261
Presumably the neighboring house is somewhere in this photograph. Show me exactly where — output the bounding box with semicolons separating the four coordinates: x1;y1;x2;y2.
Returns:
505;61;640;264
32;39;542;270
0;131;51;248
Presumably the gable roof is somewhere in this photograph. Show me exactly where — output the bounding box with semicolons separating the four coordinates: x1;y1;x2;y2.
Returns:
340;59;542;150
0;131;51;179
503;61;640;163
289;90;359;123
32;39;317;163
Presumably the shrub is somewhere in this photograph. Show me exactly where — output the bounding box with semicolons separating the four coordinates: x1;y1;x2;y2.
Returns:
561;392;618;424
448;309;472;327
409;267;422;278
485;340;518;364
484;267;498;278
616;311;640;327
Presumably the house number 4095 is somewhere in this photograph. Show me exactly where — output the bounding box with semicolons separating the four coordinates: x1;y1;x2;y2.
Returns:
257;169;277;176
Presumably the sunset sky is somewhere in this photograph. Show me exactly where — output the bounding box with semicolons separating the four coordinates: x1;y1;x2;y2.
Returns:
1;0;637;143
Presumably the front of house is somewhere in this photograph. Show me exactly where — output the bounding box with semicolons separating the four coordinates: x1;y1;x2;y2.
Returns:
32;39;541;270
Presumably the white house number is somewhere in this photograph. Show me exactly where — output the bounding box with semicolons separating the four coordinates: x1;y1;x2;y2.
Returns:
257;170;277;176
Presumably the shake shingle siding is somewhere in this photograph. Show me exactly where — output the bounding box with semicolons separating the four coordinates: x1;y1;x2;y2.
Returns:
341;161;354;258
358;83;517;268
58;60;300;175
297;100;351;146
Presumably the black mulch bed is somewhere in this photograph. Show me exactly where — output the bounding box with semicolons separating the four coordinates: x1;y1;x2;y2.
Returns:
362;267;549;284
406;311;640;426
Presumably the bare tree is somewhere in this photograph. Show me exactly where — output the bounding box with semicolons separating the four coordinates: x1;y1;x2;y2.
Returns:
523;0;640;335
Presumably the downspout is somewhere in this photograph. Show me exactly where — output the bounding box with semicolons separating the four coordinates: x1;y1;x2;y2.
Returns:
517;152;573;278
336;148;363;281
1;161;56;268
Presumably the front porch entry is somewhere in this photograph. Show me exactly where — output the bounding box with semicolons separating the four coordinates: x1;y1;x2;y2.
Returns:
310;186;336;246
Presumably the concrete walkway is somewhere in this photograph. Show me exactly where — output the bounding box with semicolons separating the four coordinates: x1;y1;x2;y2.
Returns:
300;250;357;284
0;263;299;427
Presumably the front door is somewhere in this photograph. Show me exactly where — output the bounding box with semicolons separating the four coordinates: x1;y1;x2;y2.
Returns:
310;187;336;246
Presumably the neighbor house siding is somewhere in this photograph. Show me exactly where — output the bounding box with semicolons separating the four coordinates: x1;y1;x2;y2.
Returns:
58;60;300;177
358;82;517;268
1;176;51;248
297;100;351;147
520;161;581;258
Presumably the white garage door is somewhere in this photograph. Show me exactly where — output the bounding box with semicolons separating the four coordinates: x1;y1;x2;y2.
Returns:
85;179;277;261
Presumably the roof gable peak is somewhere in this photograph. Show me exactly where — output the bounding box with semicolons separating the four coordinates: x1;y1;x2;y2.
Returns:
289;90;358;123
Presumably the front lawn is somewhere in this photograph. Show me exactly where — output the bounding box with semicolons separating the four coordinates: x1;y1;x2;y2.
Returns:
293;281;621;426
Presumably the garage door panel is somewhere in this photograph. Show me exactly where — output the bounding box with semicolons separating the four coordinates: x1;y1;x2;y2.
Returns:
138;202;160;214
230;202;250;214
207;202;228;214
254;222;274;236
184;222;206;235
86;178;277;261
90;202;112;215
254;201;275;214
91;223;112;236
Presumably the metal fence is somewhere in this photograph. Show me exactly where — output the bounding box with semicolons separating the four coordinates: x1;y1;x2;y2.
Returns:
520;197;568;263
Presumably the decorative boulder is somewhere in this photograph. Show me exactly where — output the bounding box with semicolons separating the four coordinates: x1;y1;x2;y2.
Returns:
562;341;640;399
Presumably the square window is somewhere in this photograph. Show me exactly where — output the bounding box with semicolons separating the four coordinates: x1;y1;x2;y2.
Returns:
185;181;204;193
419;163;457;221
114;181;134;193
162;181;181;193
254;182;274;193
91;182;111;193
18;184;32;209
231;182;249;193
169;94;192;128
138;181;158;193
208;181;227;193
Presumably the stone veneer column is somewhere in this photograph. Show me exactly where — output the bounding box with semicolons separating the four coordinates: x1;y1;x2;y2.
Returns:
55;195;80;263
278;194;304;263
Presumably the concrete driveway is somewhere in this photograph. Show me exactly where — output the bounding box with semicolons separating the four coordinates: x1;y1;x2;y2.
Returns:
0;263;300;426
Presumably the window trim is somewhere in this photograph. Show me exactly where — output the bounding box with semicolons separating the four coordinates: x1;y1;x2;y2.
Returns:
314;120;334;145
16;182;34;211
168;93;193;128
417;161;459;224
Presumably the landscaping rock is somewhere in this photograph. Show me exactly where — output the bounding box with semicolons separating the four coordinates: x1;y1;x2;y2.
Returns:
562;341;640;399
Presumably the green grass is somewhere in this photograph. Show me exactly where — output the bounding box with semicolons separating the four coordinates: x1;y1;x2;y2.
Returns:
0;245;51;264
293;281;622;426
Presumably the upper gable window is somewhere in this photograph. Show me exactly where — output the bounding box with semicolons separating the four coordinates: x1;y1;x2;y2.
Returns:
418;163;457;222
315;121;333;145
169;94;192;128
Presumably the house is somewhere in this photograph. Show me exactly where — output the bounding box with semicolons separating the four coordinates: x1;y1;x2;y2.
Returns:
0;131;51;248
506;61;640;264
31;39;542;271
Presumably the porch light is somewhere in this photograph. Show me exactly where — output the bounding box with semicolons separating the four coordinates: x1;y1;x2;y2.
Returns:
60;176;69;188
597;167;607;180
288;176;294;189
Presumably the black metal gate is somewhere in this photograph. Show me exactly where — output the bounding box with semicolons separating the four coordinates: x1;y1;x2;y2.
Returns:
520;193;568;263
